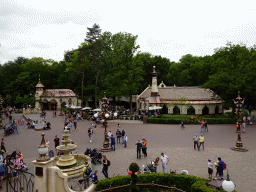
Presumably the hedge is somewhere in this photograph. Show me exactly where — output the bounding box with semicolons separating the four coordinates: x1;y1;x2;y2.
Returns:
95;173;220;192
147;115;236;124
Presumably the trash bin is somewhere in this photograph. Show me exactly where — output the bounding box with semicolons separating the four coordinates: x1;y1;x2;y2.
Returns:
143;116;147;124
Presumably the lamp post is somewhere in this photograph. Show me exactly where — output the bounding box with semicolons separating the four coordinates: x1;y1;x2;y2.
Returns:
0;95;3;129
94;93;111;152
59;93;63;116
222;171;235;192
231;91;248;152
37;133;50;162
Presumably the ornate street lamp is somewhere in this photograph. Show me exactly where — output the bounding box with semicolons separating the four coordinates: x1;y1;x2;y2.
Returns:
94;93;113;152
37;133;50;162
231;91;248;152
222;171;235;192
59;92;63;116
0;95;3;129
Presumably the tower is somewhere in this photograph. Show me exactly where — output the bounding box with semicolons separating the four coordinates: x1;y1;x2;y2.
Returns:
151;66;158;97
35;76;44;109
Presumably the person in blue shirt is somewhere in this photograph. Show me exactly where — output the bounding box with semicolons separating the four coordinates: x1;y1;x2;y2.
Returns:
0;161;5;188
90;170;98;184
216;157;224;180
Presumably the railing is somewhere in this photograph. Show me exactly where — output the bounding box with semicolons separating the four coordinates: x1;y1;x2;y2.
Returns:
5;168;35;192
98;181;186;192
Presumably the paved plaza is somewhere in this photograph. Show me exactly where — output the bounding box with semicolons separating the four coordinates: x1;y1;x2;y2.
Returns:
2;112;256;191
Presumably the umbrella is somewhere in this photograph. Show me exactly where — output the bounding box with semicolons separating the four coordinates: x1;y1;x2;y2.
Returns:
92;108;102;112
81;107;92;111
149;106;162;110
70;105;82;109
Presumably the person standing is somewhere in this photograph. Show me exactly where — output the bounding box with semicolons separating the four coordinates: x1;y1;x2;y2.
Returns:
124;135;128;147
216;157;224;180
83;161;91;190
102;155;109;178
0;161;4;188
90;170;98;184
54;135;60;152
110;134;116;151
199;135;204;150
193;134;199;151
142;138;147;157
160;152;169;173
247;116;251;126
121;129;125;144
204;121;208;132
1;139;6;153
208;159;213;180
135;140;142;159
116;129;121;144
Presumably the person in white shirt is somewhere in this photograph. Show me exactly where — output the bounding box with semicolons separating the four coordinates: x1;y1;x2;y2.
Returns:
160;152;169;173
208;159;213;179
124;135;128;147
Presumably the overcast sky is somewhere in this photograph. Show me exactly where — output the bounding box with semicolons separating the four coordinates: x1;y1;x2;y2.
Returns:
1;0;256;64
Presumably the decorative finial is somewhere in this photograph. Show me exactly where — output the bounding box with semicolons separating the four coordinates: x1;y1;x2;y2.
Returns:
153;66;156;73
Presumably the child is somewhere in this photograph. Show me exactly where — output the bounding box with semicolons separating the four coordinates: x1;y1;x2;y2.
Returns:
90;170;98;184
208;159;213;179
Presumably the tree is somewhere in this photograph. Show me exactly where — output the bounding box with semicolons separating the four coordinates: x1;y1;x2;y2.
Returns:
78;24;104;108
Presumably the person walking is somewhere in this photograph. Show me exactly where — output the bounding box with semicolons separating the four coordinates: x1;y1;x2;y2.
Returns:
73;119;77;131
242;122;246;133
54;135;60;152
135;140;142;159
1;139;6;153
199;120;205;133
199;134;204;150
160;152;169;173
204;121;208;132
181;119;185;128
110;134;116;151
142;138;147;157
116;129;121;144
124;135;128;147
102;155;109;178
193;134;199;151
0;161;4;188
88;128;93;142
121;129;125;144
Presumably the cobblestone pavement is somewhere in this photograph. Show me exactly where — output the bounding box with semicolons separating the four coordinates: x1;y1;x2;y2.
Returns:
2;112;256;192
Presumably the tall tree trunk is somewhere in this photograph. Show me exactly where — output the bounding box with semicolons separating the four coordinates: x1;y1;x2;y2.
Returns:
94;63;100;108
81;68;85;107
130;95;133;115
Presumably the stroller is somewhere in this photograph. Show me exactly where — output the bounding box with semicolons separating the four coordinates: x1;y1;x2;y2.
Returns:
84;148;102;165
141;162;158;173
4;125;14;136
45;122;51;130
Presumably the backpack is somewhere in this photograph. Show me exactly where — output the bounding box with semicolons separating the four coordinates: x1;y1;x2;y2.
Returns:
86;166;92;175
223;162;227;170
107;160;111;166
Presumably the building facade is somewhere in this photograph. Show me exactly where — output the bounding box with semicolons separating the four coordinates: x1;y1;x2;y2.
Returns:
136;66;224;115
35;79;80;110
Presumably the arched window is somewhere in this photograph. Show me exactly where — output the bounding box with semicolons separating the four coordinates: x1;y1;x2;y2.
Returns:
173;106;180;115
202;106;209;115
187;106;195;115
215;106;219;114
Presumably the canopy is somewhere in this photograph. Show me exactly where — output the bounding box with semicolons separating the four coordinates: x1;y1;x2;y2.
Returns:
81;107;92;110
149;106;162;110
92;108;102;112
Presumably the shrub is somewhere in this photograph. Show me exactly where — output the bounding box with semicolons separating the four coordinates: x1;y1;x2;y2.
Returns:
95;173;211;192
15;110;23;113
62;108;69;113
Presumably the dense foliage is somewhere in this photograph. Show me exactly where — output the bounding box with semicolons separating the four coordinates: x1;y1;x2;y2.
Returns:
95;173;234;192
1;24;256;110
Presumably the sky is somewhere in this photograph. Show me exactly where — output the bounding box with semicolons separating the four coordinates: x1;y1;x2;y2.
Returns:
1;0;256;64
